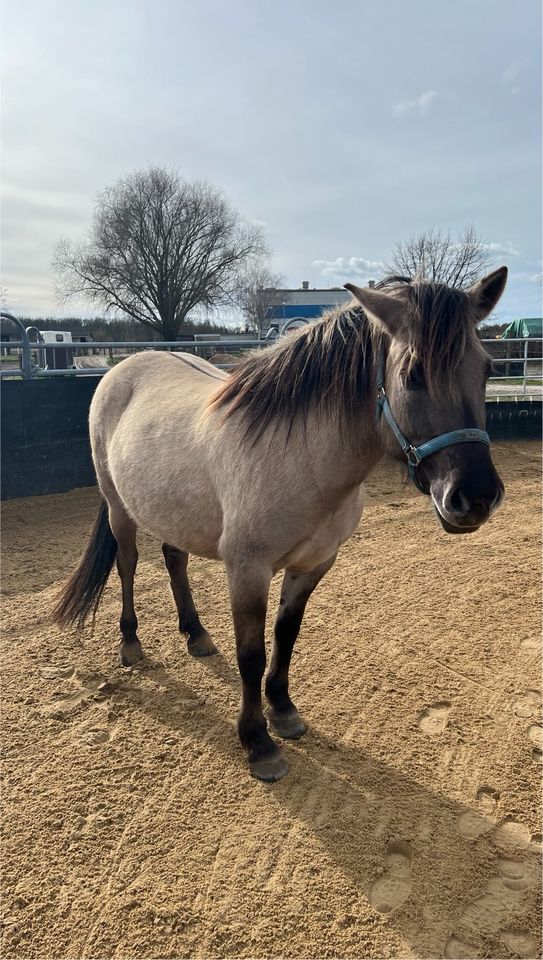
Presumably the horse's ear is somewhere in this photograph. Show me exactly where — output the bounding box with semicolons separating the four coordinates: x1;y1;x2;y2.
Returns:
344;284;404;337
467;266;508;322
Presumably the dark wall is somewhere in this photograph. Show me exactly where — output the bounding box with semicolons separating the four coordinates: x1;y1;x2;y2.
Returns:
1;378;541;500
486;399;542;441
1;377;100;500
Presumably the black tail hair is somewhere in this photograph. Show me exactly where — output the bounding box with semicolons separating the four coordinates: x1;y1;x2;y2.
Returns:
52;500;118;628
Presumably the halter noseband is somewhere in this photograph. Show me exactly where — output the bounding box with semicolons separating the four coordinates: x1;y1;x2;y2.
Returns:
376;350;490;494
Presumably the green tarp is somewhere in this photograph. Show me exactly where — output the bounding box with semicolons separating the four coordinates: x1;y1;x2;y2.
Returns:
500;317;542;339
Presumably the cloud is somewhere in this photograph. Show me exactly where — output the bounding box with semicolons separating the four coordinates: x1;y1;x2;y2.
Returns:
501;61;522;95
502;60;522;86
313;256;384;282
485;240;522;257
392;90;438;118
512;270;543;288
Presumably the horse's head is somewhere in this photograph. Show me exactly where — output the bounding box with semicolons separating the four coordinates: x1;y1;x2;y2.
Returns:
346;267;507;534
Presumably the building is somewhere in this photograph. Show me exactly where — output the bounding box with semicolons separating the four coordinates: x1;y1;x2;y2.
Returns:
266;281;353;334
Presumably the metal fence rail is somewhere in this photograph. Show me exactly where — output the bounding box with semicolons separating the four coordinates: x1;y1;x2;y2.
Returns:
1;313;541;397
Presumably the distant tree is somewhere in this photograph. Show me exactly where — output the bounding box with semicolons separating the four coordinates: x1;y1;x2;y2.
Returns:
384;226;494;289
22;315;238;341
477;320;508;337
234;261;285;337
54;167;266;341
20;316;87;335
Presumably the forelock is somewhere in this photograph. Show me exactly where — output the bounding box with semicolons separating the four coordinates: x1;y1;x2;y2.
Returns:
382;279;475;395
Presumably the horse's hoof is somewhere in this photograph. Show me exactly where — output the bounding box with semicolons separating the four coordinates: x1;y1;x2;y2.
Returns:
268;707;307;740
188;632;218;657
249;749;289;783
119;640;143;667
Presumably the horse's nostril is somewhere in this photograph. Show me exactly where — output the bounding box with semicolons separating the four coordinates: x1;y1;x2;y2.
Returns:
491;487;504;512
449;488;470;514
447;489;493;519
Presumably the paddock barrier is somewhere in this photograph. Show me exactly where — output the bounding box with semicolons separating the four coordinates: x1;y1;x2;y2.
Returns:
1;313;541;500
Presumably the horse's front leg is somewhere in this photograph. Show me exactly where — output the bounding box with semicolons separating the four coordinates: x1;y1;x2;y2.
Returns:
226;560;288;782
266;555;336;739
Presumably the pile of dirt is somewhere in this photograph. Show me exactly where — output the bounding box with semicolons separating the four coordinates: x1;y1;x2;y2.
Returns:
1;442;541;959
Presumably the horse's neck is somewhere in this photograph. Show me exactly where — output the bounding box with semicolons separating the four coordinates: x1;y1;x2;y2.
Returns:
303;393;384;494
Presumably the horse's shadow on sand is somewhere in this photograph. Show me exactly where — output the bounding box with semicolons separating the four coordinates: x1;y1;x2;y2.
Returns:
108;654;537;959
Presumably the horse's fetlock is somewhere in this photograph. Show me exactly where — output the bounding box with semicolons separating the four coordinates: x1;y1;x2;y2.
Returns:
265;673;291;712
180;613;203;637
120;613;138;632
237;712;273;756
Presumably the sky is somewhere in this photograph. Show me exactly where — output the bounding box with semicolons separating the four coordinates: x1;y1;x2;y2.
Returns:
1;0;541;323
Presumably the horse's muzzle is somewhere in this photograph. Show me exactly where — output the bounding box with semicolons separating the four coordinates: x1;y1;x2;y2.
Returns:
422;441;505;535
431;483;504;534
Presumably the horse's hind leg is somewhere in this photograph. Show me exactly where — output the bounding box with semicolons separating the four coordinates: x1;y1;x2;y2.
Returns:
108;507;143;667
162;544;217;657
265;555;336;740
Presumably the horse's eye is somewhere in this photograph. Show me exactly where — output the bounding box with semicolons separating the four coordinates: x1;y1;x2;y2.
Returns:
405;364;425;390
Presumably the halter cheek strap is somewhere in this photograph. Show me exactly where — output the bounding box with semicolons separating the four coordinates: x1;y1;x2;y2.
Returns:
376;352;490;494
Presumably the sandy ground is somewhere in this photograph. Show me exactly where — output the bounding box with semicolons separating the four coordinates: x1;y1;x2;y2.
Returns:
1;442;541;960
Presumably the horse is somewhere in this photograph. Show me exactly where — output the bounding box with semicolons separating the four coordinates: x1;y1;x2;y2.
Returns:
53;266;507;782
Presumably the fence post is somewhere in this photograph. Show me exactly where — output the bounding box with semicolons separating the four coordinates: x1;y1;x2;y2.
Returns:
26;325;46;371
523;338;529;397
0;313;33;379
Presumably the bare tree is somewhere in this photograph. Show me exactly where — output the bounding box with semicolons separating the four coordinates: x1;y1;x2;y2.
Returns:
384;226;494;289
54;168;266;341
234;261;285;337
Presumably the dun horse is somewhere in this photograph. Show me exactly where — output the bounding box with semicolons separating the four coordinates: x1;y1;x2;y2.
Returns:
54;268;507;781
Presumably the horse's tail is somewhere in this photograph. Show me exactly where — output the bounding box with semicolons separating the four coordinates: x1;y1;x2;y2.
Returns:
52;500;118;627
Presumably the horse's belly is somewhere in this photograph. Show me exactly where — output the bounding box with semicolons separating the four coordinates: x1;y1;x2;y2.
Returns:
134;506;222;559
115;483;223;558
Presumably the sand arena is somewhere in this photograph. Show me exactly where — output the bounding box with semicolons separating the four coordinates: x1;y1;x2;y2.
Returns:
2;442;541;959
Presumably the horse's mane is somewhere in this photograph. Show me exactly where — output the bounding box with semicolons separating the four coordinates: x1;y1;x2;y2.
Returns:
209;277;474;440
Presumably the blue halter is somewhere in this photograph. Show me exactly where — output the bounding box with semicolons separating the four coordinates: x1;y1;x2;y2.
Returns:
376;351;490;494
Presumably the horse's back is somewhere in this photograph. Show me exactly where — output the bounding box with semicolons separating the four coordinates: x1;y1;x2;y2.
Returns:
91;351;225;428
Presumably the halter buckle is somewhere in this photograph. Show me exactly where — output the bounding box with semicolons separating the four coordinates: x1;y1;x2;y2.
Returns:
405;446;422;467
